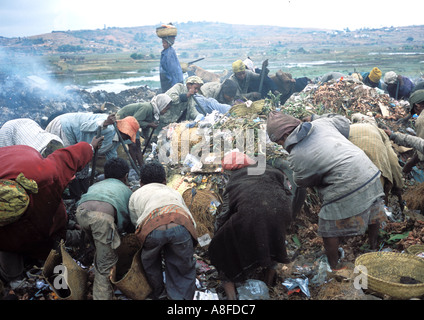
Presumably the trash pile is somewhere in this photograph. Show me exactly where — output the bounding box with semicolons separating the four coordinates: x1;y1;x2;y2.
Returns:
2;77;424;301
0;73;157;127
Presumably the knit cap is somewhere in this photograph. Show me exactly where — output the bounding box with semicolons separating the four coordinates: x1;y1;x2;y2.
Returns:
368;67;382;83
232;60;246;73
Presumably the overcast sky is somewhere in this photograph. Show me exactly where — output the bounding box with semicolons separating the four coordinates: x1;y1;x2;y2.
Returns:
0;0;422;38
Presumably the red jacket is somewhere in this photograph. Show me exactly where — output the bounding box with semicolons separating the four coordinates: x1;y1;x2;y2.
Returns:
0;143;93;259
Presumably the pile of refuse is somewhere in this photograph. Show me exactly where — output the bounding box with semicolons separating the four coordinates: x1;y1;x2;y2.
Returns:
3;77;424;301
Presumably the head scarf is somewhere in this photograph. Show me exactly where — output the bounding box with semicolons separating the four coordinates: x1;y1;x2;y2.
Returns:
116;116;139;143
266;111;301;142
163;36;175;46
186;76;204;85
368;67;382;83
409;89;424;115
384;71;398;84
243;58;255;72
232;60;245;73
0;173;38;226
151;94;172;120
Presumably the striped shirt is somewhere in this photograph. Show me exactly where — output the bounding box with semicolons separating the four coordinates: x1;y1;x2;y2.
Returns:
0;118;63;153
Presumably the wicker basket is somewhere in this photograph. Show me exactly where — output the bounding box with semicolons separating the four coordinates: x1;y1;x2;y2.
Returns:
42;240;88;300
355;252;424;299
156;25;177;38
406;244;424;256
110;234;152;300
229;100;265;116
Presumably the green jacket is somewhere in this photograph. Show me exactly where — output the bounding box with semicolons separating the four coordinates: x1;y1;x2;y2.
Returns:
160;83;201;131
117;102;154;138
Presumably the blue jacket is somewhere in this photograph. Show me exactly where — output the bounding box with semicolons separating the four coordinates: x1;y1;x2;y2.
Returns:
160;46;184;92
387;76;415;100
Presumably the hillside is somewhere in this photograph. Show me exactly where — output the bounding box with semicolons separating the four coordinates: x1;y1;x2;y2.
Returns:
1;22;423;56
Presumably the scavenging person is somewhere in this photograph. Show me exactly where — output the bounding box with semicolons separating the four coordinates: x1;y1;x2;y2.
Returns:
267;111;387;270
46;112;141;199
0;136;103;289
129;161;198;300
76;157;134;300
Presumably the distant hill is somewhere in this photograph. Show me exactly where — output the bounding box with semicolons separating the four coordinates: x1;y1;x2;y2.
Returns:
1;22;423;57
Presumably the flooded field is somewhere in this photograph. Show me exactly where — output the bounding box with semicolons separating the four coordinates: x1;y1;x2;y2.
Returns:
3;46;423;94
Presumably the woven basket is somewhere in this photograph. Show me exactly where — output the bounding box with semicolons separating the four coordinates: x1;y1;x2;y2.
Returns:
110;234;152;300
229;100;265;116
355;252;424;299
42;240;88;300
406;245;424;256
156;25;177;38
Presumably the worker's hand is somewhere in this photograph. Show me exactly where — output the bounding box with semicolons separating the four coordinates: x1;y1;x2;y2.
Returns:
187;86;197;97
103;114;116;127
91;135;104;150
383;128;392;137
148;122;158;128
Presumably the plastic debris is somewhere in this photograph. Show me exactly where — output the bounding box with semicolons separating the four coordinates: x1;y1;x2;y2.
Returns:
194;290;219;300
237;279;269;300
282;277;311;298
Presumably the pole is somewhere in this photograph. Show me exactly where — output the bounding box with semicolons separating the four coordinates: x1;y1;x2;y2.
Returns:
89;125;102;186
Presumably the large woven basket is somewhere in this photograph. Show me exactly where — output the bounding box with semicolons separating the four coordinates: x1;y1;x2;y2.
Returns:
42;240;88;300
156;25;177;38
355;252;424;299
110;234;152;300
406;244;424;256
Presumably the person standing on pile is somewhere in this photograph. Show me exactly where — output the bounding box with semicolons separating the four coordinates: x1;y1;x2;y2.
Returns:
0;118;64;157
384;71;415;100
46;112;141;199
158;24;184;93
76;157;134;300
266;112;387;270
0;136;103;288
229;59;262;101
129;161;197;300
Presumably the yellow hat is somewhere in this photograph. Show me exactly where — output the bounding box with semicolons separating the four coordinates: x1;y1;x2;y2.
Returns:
368;67;382;83
232;60;245;73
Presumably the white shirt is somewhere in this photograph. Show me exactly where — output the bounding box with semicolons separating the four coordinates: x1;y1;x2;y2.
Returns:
129;183;196;228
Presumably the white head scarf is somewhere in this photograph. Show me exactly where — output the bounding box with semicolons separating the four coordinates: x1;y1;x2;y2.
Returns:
243;58;255;72
384;71;398;84
151;94;172;120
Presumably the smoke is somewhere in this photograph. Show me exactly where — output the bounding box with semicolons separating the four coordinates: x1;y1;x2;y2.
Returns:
0;46;84;127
